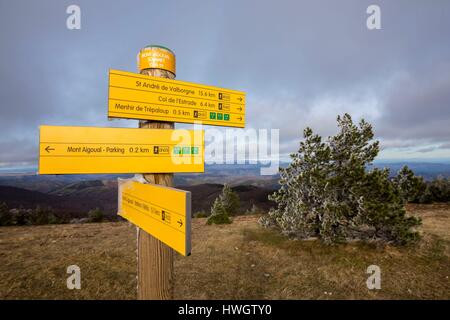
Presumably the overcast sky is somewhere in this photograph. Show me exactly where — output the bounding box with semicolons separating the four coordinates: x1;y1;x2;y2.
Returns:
1;0;450;168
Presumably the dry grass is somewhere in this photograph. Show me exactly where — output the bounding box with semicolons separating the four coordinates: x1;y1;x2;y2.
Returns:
0;204;449;299
0;223;136;299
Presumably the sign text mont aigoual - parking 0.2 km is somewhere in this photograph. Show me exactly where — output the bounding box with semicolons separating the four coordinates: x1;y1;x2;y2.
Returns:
38;125;204;174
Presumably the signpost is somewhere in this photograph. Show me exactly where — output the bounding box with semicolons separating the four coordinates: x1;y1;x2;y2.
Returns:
38;44;246;300
118;179;191;256
108;69;246;127
136;45;178;300
38;125;204;174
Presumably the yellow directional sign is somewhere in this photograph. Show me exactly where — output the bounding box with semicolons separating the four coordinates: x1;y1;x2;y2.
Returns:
118;179;191;256
108;69;246;127
38;125;204;174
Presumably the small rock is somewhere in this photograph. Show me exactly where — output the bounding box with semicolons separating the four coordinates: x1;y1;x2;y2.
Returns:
234;247;239;250
251;264;256;268
264;273;270;277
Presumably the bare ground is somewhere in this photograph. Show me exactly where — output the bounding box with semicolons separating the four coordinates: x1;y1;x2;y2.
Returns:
0;204;449;299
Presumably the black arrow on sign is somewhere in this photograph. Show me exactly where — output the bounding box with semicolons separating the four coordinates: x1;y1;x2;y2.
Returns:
177;219;183;227
237;116;243;121
237;107;243;112
237;97;243;102
45;146;55;153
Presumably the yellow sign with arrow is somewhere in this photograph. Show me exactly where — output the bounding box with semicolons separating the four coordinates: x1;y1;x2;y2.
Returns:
38;125;204;174
108;69;245;127
118;179;191;256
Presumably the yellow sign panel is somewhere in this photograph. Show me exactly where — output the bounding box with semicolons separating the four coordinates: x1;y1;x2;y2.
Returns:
108;69;246;128
118;180;191;256
137;46;176;74
38;125;204;174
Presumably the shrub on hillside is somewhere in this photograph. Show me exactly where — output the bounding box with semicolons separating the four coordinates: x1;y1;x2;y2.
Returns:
399;175;450;204
0;205;61;226
29;205;59;225
219;184;240;215
245;204;260;215
194;210;209;218
9;207;30;226
88;208;104;223
393;166;427;203
207;198;232;225
0;202;12;226
206;184;240;224
427;176;450;202
260;113;421;245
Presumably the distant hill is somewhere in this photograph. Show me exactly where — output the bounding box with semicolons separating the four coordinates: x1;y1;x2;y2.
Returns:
372;162;450;180
0;182;117;219
0;161;449;219
0;174;133;193
0;186;60;208
1;162;449;194
0;181;276;218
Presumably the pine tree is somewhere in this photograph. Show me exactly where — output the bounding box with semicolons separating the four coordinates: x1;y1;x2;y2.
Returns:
245;204;259;215
260;113;421;245
88;208;104;223
219;184;240;215
393;165;426;203
207;198;232;225
0;202;12;226
206;184;240;225
428;176;450;202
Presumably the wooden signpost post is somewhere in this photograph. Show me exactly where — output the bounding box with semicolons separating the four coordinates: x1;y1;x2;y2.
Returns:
38;44;246;300
136;45;177;300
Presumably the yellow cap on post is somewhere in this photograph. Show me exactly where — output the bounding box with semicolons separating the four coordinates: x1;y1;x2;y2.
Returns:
137;45;176;75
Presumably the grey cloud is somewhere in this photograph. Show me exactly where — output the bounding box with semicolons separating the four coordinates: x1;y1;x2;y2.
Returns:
377;64;450;142
1;0;450;167
417;146;439;153
0;137;37;167
438;143;450;150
